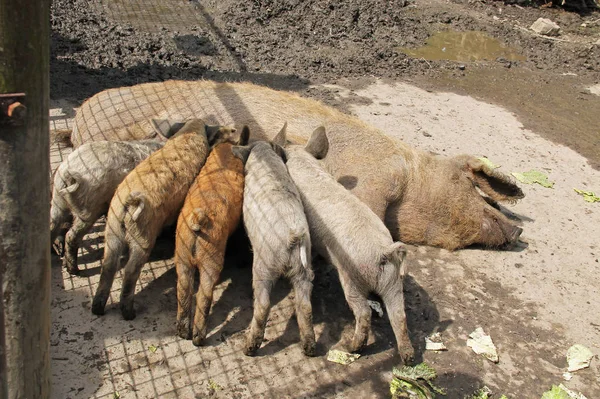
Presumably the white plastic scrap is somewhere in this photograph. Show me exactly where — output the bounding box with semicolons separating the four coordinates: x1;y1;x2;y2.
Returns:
566;344;593;372
367;300;384;317
562;372;573;381
425;332;447;351
467;327;499;363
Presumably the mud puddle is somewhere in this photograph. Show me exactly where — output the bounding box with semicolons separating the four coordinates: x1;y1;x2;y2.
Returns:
399;31;526;62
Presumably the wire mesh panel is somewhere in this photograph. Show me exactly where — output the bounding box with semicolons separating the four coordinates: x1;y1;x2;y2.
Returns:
45;1;430;398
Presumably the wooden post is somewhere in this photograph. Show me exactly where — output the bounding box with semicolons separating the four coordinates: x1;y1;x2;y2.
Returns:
0;0;51;398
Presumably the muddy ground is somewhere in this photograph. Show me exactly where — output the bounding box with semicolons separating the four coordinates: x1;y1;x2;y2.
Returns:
49;0;599;398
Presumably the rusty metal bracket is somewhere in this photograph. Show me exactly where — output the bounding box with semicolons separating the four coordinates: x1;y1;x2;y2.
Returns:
0;93;27;126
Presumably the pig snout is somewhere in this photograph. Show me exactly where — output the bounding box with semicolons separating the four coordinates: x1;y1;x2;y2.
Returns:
506;224;523;243
494;210;522;244
481;207;522;247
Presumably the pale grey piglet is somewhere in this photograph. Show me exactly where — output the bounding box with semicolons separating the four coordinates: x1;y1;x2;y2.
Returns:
277;125;414;364
50;139;164;274
232;128;316;357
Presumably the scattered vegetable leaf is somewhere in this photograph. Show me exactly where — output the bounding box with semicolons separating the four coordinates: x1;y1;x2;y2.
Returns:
512;170;554;188
390;377;433;399
566;344;593;372
465;386;492;399
558;384;588;399
390;363;446;398
425;333;447;351
113;392;121;399
478;157;500;169
573;189;600;203
327;349;361;365
148;344;158;353
208;379;222;392
467;327;499;363
541;385;573;399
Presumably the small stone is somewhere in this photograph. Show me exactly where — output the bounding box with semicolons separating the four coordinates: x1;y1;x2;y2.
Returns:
458;64;466;70
530;18;560;36
595;38;600;46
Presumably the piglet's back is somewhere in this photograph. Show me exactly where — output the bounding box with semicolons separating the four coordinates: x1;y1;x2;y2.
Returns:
244;143;306;239
110;132;209;228
286;151;393;260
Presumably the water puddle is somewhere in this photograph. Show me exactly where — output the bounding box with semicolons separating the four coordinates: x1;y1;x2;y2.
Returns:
399;31;525;62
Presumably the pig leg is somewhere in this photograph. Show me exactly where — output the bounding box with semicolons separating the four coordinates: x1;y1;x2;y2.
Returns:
290;275;316;356
337;269;371;353
92;235;127;315
119;243;151;320
192;258;223;346
244;267;277;356
381;284;414;364
50;206;72;257
63;216;94;275
176;255;195;340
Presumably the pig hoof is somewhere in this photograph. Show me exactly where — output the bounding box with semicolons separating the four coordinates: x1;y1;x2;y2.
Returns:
301;341;316;357
176;323;192;340
91;300;106;316
52;238;65;257
243;346;258;357
120;305;136;321
192;334;204;347
63;258;79;275
66;265;80;276
398;345;415;365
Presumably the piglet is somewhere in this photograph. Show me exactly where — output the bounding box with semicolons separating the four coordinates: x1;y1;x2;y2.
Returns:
278;125;414;363
50;140;164;274
175;126;250;346
232;128;316;357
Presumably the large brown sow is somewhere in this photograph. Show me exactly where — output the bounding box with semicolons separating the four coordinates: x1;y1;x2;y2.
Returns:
72;80;524;251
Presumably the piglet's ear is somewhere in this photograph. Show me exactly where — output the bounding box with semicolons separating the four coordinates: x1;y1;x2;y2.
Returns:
305;126;328;160
272;122;288;147
271;144;288;163
461;156;525;203
205;124;229;144
150;119;186;138
231;145;252;164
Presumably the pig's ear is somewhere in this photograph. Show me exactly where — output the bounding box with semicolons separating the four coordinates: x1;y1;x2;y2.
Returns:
232;145;252;164
462;156;525;203
272;144;288;163
205;124;227;144
150;119;186;138
238;126;250;146
272;122;288;147
305;126;328;160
